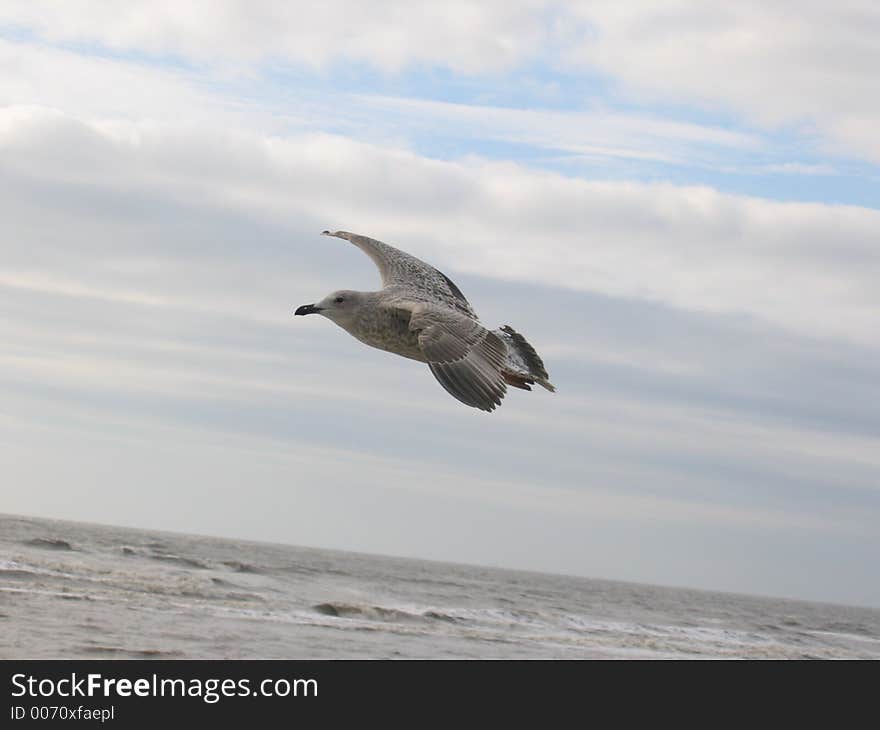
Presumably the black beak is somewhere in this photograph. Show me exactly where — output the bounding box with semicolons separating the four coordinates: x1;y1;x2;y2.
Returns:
294;304;321;316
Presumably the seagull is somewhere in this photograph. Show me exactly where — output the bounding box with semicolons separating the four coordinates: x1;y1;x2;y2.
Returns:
294;231;555;412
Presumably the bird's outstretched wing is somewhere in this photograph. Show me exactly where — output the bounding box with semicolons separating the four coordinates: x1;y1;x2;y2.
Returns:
321;230;476;317
392;301;508;412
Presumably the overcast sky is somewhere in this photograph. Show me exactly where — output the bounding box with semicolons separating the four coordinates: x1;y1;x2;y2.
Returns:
2;1;879;607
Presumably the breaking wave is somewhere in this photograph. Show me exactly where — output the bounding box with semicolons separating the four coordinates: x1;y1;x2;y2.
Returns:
312;601;545;627
23;538;74;551
147;553;208;570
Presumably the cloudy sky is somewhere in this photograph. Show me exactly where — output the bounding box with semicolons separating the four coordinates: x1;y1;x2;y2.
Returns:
2;1;879;607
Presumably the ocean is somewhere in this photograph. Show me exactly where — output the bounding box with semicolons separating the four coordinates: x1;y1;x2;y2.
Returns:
1;513;878;659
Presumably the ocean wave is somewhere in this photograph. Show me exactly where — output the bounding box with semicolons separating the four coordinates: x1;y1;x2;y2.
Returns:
817;621;875;637
0;568;35;580
147;553;208;570
0;586;96;601
221;561;263;574
0;559;75;581
210;577;238;587
561;613;776;647
178;583;265;603
313;602;426;623
115;546;217;572
279;564;348;578
0;559;41;580
23;538;74;551
79;645;183;658
311;601;545;627
807;629;880;645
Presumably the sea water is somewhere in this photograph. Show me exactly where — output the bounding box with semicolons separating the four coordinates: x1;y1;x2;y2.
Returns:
2;513;878;659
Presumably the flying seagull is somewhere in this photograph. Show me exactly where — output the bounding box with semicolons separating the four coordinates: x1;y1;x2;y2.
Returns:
295;231;555;412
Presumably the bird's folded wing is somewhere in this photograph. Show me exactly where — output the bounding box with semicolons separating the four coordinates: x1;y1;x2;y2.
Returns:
405;303;508;412
322;230;475;316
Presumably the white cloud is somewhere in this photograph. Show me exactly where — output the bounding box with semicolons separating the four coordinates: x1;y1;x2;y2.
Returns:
567;1;880;163
0;37;761;173
754;163;838;176
2;104;879;346
3;1;880;164
0;0;551;73
2;345;873;538
0;39;214;124
354;94;759;164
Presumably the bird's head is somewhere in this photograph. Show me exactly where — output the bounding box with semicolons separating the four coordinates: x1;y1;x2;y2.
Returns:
294;289;365;329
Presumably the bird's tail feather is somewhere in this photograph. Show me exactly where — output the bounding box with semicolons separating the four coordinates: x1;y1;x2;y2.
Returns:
494;325;556;393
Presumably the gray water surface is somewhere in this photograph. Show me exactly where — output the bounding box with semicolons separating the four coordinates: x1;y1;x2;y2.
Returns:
2;514;878;659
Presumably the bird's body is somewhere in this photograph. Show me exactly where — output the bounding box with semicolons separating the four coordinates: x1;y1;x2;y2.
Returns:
295;231;554;412
348;294;425;362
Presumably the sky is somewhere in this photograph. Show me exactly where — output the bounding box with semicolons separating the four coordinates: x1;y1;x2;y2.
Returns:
1;1;879;608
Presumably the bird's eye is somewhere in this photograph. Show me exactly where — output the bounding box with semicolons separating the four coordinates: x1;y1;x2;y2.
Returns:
335;296;345;303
